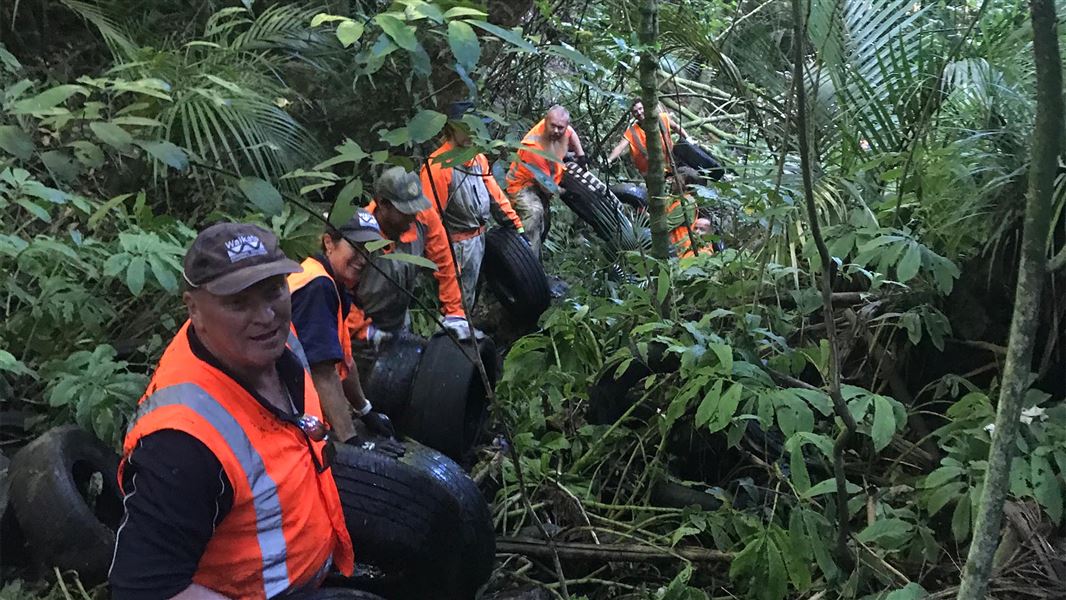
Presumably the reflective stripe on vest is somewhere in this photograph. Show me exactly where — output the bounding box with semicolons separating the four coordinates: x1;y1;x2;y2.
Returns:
133;382;291;598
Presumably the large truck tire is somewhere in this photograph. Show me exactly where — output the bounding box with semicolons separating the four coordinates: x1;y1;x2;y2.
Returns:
481;227;550;324
8;426;124;584
559;163;642;252
672;140;725;182
610;183;649;211
331;439;494;599
401;333;498;461
364;334;427;419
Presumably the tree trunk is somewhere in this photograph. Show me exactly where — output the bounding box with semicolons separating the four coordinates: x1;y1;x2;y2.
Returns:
638;0;669;259
956;1;1062;598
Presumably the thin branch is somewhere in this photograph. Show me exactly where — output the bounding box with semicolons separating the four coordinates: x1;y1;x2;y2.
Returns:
496;537;732;563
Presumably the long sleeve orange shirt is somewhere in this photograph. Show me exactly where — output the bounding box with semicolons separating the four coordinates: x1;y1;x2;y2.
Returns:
420;140;524;231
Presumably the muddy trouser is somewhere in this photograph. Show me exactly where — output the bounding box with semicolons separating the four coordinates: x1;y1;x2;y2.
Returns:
511;186;549;257
452;233;486;310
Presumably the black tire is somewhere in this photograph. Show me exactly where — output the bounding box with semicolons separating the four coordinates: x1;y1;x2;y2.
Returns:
331;441;464;599
650;479;722;511
672;141;725;181
293;588;388;600
398;441;494;598
364;334;427;419
481;228;550;323
402;333;498;461
610;183;649;211
559;163;641;252
8;426;124;584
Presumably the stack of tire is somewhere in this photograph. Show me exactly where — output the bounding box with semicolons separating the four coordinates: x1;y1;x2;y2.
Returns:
1;425;495;600
365;332;498;461
559;162;646;253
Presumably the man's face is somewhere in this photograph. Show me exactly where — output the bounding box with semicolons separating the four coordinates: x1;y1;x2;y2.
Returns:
324;235;369;290
632;102;645;122
545;112;569;141
375;202;418;239
693;217;712;236
450;124;473;148
185;275;292;371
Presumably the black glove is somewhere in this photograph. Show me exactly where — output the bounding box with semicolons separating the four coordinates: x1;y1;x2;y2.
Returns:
361;411;396;438
344;412;405;458
575;154;588;169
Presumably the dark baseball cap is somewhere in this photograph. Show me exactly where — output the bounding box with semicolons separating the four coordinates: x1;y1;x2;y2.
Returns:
374;166;431;215
182;222;302;295
338;209;384;244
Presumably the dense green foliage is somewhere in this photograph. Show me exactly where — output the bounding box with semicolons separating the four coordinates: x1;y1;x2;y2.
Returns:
1;0;1064;598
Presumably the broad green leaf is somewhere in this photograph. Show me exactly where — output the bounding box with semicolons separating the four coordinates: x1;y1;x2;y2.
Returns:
856;518;912;544
448;21;480;70
468;21;536;53
315;140;368;169
694;380;724;428
896;242;921;283
311;14;349;27
380;127;411;146
365;239;391;253
0;125;33;160
444;7;488;19
238;177;283;216
922;465;963;489
337;20;365;47
16;198;51;222
408;2;444;23
926;481;966;516
0;45;20;72
709;343;733;372
0;349;36;378
111;116;163;127
1032;454;1063;523
381;251;437;270
952;490;972;541
134;140;189;170
336;178;363;208
90;122;134;152
10;84;86;114
69;141;105;168
329;186;358;229
803;478;861;498
408;42;432;78
148;254;178;292
408;110;447;143
871;395;896;452
375;14;417;51
126;257;146;295
39;150;81;183
885;583;928;600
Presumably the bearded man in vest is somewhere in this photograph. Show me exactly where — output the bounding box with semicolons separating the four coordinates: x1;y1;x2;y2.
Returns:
421;100;526;309
606;100;691;179
110;223;354;599
505;104;587;256
288;209;400;446
346;166;473;354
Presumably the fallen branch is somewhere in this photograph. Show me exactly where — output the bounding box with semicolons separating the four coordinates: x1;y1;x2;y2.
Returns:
496;537;732;563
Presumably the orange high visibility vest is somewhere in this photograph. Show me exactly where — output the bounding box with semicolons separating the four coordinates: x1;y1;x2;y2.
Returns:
505;119;574;196
121;322;355;599
287;257;354;380
667;197;713;258
624;112;674;176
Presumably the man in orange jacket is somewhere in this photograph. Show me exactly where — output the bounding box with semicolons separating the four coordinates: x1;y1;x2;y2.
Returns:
347;167;470;351
606;100;690;177
110;223;354;599
422;101;526;309
505;104;587;256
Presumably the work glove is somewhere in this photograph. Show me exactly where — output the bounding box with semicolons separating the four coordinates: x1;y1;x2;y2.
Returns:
574;154;588;169
367;324;394;352
346;403;405;458
442;315;483;341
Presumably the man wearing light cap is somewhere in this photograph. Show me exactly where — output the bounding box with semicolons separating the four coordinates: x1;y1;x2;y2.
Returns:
289;209;397;445
347;166;470;352
111;223;354;599
422;100;526;309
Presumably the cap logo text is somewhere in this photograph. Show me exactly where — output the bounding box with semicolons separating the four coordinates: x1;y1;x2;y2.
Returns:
225;235;268;262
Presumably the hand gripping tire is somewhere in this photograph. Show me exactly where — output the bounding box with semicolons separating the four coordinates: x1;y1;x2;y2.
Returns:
559;162;642;252
8;425;124;584
481;227;550;323
672;140;725;182
330;439;494;599
610;183;649;211
364;333;427;419
401;333;498;461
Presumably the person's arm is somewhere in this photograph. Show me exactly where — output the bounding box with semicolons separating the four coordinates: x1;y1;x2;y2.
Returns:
567;126;586;164
418;207;465;317
310;363;358;443
606;137;630;164
345;304;372;342
110;431;233;600
481;155;524;231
